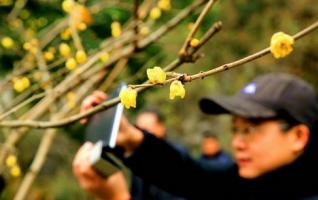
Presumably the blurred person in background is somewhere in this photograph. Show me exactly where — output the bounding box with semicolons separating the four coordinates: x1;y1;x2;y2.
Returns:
198;130;234;171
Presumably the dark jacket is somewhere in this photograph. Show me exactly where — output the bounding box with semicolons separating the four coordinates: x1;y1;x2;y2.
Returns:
131;140;187;200
198;151;234;171
125;133;318;200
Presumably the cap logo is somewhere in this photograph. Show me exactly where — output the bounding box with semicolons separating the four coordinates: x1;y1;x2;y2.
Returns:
242;83;256;95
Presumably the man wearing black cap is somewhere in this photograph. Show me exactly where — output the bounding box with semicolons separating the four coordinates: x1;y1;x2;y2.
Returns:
90;73;318;199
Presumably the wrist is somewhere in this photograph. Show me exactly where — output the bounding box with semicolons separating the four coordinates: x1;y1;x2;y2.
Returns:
124;125;144;156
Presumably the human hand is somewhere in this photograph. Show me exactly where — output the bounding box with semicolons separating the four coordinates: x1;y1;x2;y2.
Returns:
80;90;144;155
80;91;107;124
72;142;131;200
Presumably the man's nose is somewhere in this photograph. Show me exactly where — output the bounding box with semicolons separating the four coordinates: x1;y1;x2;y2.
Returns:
232;134;248;151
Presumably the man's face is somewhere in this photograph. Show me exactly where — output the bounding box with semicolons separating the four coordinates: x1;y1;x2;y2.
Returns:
231;116;303;179
135;112;166;138
201;137;220;157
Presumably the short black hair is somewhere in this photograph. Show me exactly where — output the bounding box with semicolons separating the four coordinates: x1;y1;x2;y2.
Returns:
202;130;218;139
139;108;165;123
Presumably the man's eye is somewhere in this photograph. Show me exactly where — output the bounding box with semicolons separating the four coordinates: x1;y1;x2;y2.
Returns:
231;127;239;134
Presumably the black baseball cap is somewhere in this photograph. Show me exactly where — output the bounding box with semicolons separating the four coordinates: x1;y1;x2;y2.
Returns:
199;73;318;127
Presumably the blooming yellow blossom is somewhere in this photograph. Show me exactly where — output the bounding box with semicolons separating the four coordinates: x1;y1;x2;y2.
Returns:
32;71;42;81
158;0;171;11
150;7;161;20
119;88;137;109
67;92;76;109
77;22;87;31
59;43;71;57
30;38;39;46
10;165;21;177
22;38;39;54
169;80;185;100
270;32;294;59
140;26;150;36
1;37;14;49
75;50;87;64
190;38;200;48
62;0;75;13
147;66;166;84
61;28;71;40
72;4;93;26
23;42;31;50
44;51;55;61
100;52;110;63
66;58;77;70
5;155;17;167
111;21;122;38
13;77;30;93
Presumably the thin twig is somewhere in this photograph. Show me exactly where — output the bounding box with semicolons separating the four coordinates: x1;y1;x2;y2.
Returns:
0;93;45;121
132;0;140;49
7;0;28;21
100;58;129;91
189;21;222;54
179;0;217;56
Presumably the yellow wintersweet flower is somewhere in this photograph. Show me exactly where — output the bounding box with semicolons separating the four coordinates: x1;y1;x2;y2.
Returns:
140;26;150;36
23;42;31;50
111;21;122;38
13;77;30;93
59;43;71;57
62;0;75;13
147;66;166;84
5;155;17;167
150;7;161;20
119;88;137;109
66;58;77;70
100;52;110;63
44;51;55;61
32;71;42;81
13;79;24;93
72;4;93;26
10;165;21;177
21;77;30;89
1;37;14;49
158;0;171;11
77;22;87;31
67;92;76;109
61;28;71;40
169;80;185;100
75;50;87;64
270;32;294;59
190;38;200;48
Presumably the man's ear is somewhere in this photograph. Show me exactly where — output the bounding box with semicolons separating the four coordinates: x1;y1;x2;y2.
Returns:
290;124;310;153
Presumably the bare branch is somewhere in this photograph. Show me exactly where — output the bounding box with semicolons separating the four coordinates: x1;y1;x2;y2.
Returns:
0;20;316;128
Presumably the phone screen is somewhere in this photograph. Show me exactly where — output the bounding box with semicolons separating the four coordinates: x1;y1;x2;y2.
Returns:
85;83;127;148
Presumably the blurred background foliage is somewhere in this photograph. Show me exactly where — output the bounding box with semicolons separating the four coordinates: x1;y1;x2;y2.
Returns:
0;0;317;199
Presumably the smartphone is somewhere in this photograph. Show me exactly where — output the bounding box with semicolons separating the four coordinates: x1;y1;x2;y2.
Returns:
85;83;127;176
85;83;127;148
